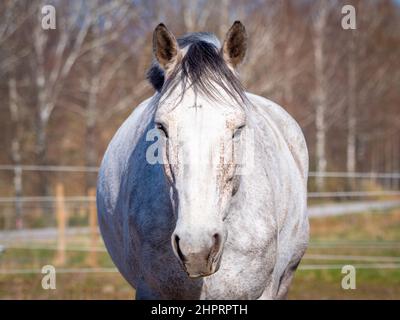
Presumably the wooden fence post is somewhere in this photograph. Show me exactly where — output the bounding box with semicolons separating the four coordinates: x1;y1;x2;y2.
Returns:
86;187;98;267
55;183;67;266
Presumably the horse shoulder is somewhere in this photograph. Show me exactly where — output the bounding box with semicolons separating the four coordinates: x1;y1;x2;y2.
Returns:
97;95;156;217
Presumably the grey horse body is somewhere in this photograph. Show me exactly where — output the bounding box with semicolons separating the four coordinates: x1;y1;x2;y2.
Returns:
97;90;309;299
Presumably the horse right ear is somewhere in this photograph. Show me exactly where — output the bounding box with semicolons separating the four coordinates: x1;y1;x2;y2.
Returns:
153;23;180;72
222;21;247;69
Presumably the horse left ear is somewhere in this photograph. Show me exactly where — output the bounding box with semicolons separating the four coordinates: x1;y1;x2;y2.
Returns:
153;23;180;72
222;21;247;68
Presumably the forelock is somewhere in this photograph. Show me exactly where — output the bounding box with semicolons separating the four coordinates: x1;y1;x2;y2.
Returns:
147;31;248;106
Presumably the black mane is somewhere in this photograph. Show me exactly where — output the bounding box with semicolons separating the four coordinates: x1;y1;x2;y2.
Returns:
146;33;247;106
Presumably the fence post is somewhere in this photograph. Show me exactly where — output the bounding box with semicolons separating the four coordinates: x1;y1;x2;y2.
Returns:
87;187;98;267
55;183;67;266
14;165;23;229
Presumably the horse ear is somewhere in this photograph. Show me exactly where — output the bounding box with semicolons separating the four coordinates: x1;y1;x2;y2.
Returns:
153;23;180;72
222;21;247;68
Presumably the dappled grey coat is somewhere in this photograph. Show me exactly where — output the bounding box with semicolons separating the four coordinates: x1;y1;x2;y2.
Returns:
97;26;309;300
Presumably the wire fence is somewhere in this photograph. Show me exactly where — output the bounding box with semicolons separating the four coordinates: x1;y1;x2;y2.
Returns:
1;166;400;181
1;191;400;203
0;164;399;228
1;164;400;177
2;245;400;274
4;264;400;275
0;165;399;276
0;165;399;200
0;165;99;172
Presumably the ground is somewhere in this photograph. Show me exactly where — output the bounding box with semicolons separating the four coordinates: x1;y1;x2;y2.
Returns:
1;208;399;299
289;208;400;299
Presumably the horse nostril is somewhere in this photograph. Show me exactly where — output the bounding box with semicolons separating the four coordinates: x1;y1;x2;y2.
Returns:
212;233;222;254
174;235;186;263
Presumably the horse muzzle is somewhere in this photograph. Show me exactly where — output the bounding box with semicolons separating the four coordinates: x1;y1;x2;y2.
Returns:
172;232;224;278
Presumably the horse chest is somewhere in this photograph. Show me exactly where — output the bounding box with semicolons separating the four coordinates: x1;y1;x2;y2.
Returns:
200;247;274;299
197;220;276;299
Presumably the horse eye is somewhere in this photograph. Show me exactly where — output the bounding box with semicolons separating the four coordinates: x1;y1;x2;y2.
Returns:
232;125;245;139
156;123;169;138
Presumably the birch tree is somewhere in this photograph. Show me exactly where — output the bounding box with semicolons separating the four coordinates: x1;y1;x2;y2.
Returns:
312;1;333;191
28;0;131;194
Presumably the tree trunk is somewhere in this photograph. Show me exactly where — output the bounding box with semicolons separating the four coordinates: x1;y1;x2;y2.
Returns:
346;34;357;190
35;111;51;197
394;138;399;190
34;32;52;198
8;75;23;229
85;123;97;191
85;51;101;192
315;98;327;191
313;7;328;191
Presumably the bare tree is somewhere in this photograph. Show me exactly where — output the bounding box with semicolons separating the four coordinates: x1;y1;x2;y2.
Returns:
27;0;131;194
62;4;150;190
8;73;24;228
345;30;357;189
311;1;334;191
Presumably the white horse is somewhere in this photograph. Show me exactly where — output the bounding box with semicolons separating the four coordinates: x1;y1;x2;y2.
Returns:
97;21;309;299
